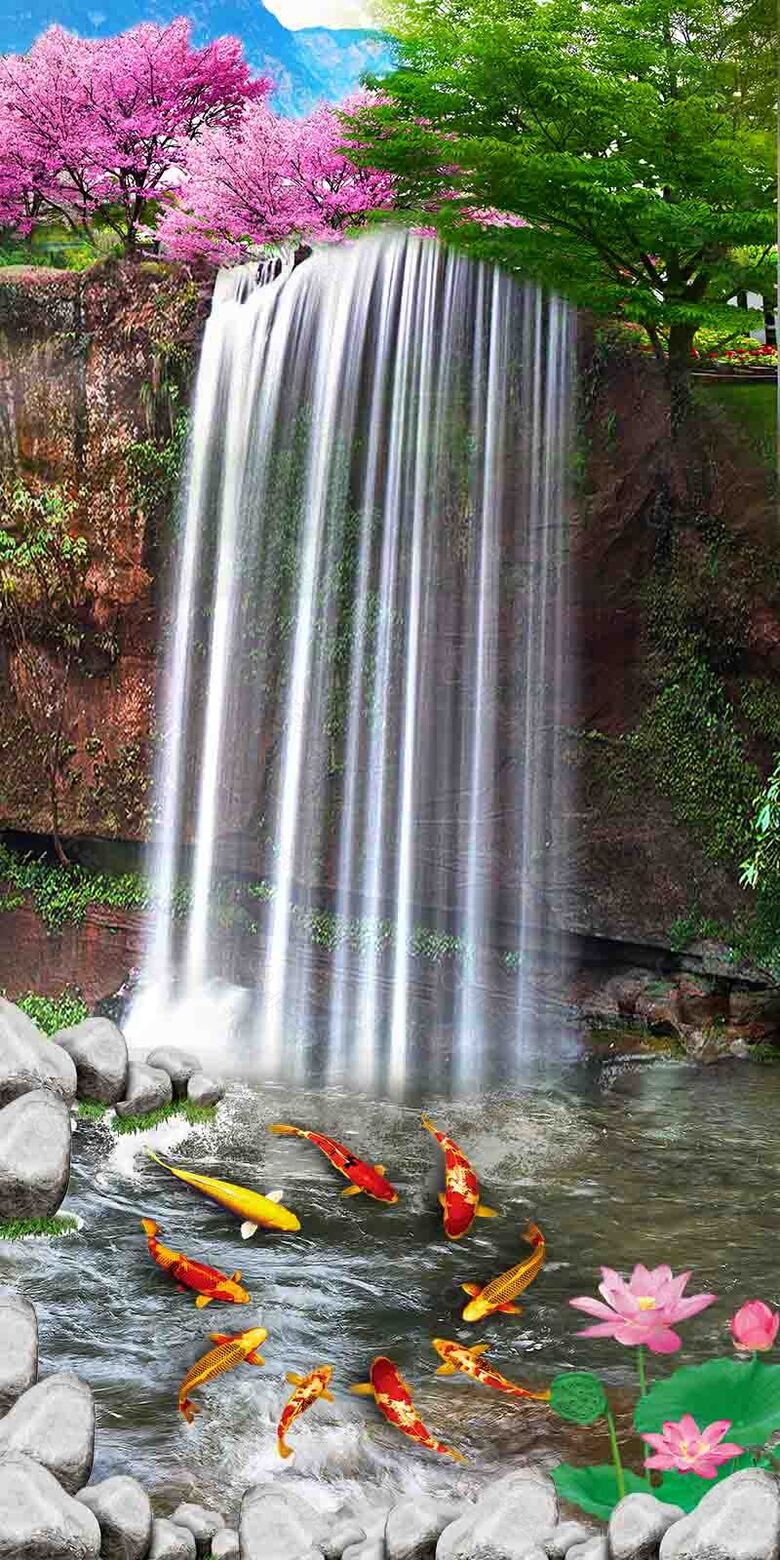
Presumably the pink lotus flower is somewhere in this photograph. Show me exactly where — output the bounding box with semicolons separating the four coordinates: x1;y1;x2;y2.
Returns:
642;1415;743;1478
570;1265;717;1354
730;1300;780;1353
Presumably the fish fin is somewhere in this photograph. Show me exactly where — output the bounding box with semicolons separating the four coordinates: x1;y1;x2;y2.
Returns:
195;1295;213;1309
469;1342;491;1356
374;1164;386;1176
497;1303;523;1315
350;1383;374;1396
322;1389;335;1402
476;1204;499;1219
230;1271;242;1282
240;1221;258;1240
269;1124;299;1136
246;1350;266;1366
278;1438;294;1458
140;1217;159;1237
286;1372;304;1386
209;1332;233;1344
179;1397;199;1424
420;1113;435;1133
446;1447;468;1465
435;1363;457;1376
265;1189;285;1203
342;1185;362;1197
438;1193;447;1208
461;1283;481;1297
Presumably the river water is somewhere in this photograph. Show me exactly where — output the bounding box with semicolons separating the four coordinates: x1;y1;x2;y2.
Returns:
2;1055;776;1524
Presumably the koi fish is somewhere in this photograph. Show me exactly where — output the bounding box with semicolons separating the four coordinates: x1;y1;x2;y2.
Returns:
145;1149;301;1239
350;1355;466;1464
277;1364;334;1458
178;1324;268;1424
141;1218;250;1307
421;1114;497;1238
461;1222;546;1322
269;1124;398;1203
432;1337;551;1401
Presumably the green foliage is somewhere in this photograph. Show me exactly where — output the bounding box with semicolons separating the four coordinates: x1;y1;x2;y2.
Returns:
127;409;190;520
550;1371;608;1425
77;1100;110;1121
0;844;149;931
14;989;88;1034
551;1465;648;1521
112;1100;216;1135
634;1357;780;1448
0;481;88;649
740;759;780;891
668;908;729;954
0;1213;79;1240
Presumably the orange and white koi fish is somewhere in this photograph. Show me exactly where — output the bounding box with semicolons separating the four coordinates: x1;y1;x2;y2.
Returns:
145;1149;300;1239
178;1324;268;1423
432;1338;551;1401
141;1218;250;1307
461;1222;546;1322
270;1124;398;1203
421;1115;497;1239
277;1364;334;1458
350;1356;466;1463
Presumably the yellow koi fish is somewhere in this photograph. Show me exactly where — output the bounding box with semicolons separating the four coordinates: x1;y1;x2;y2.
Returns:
432;1338;551;1401
178;1324;268;1423
145;1150;301;1238
461;1222;546;1322
277;1364;334;1458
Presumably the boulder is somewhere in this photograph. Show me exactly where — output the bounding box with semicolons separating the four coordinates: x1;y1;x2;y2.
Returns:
324;1525;368;1560
0;998;77;1108
240;1483;331;1560
0;1288;38;1411
0;1372;95;1493
544;1524;595;1560
386;1499;457;1560
146;1048;201;1100
169;1502;226;1558
609;1494;684;1560
211;1531;240;1559
343;1543;385;1560
437;1471;558;1560
76;1476;153;1560
186;1073;224;1108
0;1090;71;1219
567;1542;607;1560
115;1063;173;1119
147;1519;197;1559
0;1450;101;1557
659;1470;780;1560
54;1018;128;1106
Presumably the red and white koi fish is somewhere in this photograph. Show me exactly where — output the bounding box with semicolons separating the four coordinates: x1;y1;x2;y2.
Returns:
269;1124;398;1203
178;1324;267;1423
141;1218;250;1308
277;1364;334;1458
421;1115;497;1239
461;1222;546;1322
350;1355;466;1463
432;1337;551;1401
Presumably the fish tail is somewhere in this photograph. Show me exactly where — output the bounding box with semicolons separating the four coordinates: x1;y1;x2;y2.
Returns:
144;1148;168;1169
444;1444;467;1464
524;1221;544;1246
420;1113;436;1134
140;1217;159;1238
269;1124;301;1137
179;1396;199;1424
277;1436;294;1459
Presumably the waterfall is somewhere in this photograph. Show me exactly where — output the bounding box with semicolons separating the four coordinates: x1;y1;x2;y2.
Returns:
128;230;574;1097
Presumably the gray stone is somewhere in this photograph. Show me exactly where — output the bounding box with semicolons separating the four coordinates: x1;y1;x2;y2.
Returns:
55;1018;128;1106
545;1524;595;1560
0;1090;71;1219
609;1495;684;1560
324;1524;369;1560
0;1288;38;1411
76;1476;152;1559
0;1372;95;1493
387;1499;457;1560
240;1483;331;1560
0;998;77;1108
0;1451;101;1557
437;1470;558;1560
115;1063;173;1119
343;1543;385;1560
186;1073;224;1108
210;1532;239;1560
147;1519;197;1560
660;1470;780;1560
567;1542;607;1560
169;1503;226;1558
146;1048;201;1100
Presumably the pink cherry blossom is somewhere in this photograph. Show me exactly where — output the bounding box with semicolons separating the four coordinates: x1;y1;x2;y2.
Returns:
641;1415;744;1478
570;1264;717;1354
730;1300;780;1353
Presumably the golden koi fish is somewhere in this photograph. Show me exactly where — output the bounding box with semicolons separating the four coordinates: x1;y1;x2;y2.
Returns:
178;1324;268;1423
461;1222;546;1322
432;1338;551;1401
145;1150;300;1238
277;1364;334;1458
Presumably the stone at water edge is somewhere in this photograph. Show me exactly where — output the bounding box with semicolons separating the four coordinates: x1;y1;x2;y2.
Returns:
323;1522;369;1560
342;1541;385;1560
566;1540;607;1560
147;1518;197;1560
544;1523;595;1559
146;1047;202;1100
115;1062;173;1118
0;1089;72;1219
0;1450;101;1559
608;1493;685;1560
54;1017;129;1105
169;1501;226;1557
210;1530;240;1559
0;996;77;1108
0;1372;95;1494
659;1469;780;1560
386;1497;461;1560
186;1072;224;1108
239;1482;332;1560
436;1469;559;1560
76;1475;153;1560
0;1289;38;1412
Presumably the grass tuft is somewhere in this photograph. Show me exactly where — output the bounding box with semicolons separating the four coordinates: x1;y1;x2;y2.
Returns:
0;1213;80;1240
112;1100;217;1135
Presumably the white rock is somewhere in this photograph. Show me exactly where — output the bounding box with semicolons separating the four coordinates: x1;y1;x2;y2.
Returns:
545;1523;595;1559
211;1531;239;1560
660;1470;780;1560
387;1498;459;1560
609;1494;684;1560
169;1502;226;1557
0;1372;94;1493
55;1018;128;1105
437;1470;558;1560
240;1483;331;1560
147;1518;197;1559
0;998;77;1108
567;1540;607;1560
0;1288;38;1411
186;1072;224;1108
115;1063;173;1118
76;1475;153;1559
0;1449;101;1557
145;1048;201;1099
0;1090;72;1220
343;1543;385;1560
324;1524;369;1560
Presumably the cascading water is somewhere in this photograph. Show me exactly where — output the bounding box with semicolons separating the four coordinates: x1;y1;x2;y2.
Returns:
129;230;574;1096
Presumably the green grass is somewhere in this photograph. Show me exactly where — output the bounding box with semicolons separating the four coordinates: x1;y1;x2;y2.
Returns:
696;382;778;469
13;990;89;1035
112;1101;217;1135
76;1101;110;1122
0;1213;79;1240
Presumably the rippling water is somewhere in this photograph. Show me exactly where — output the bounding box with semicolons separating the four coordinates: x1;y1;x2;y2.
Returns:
2;1058;777;1524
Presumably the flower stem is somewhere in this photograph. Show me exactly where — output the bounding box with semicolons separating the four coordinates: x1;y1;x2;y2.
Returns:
605;1408;626;1500
637;1346;647;1396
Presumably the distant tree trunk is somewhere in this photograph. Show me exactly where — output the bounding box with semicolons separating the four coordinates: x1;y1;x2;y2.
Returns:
666;322;697;431
764;300;776;347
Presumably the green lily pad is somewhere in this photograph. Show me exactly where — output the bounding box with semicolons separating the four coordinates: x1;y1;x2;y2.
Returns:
634;1358;780;1447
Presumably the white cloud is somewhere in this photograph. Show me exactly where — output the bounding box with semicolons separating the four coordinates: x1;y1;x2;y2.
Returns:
265;0;378;27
